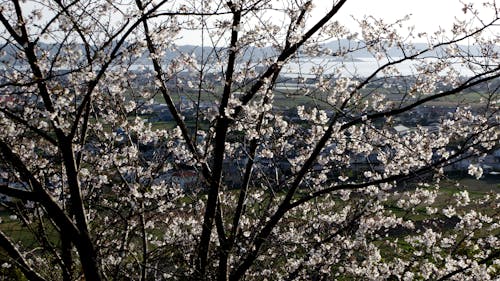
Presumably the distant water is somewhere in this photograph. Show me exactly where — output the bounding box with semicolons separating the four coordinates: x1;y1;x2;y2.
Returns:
280;57;477;78
127;57;478;78
1;57;478;78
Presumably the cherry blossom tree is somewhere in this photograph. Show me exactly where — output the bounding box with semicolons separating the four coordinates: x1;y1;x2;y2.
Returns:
0;0;498;280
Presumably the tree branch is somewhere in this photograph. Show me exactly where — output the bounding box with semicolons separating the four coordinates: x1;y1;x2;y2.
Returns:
229;66;499;280
197;2;241;278
0;230;48;281
436;249;500;281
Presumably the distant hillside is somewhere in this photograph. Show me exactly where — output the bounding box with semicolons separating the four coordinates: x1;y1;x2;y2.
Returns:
0;39;495;67
321;39;491;58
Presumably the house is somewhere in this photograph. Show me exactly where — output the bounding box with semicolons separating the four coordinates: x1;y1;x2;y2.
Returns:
393;124;410;135
171;170;200;191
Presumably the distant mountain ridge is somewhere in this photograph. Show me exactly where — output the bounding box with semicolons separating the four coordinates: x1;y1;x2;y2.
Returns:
153;40;491;61
0;39;495;67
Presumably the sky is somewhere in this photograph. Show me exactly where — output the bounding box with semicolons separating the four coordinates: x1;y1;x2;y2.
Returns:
177;0;497;45
325;0;469;31
9;0;498;45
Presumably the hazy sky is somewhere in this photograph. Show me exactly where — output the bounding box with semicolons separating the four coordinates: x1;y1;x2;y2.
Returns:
177;0;497;45
13;0;498;45
324;0;486;32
